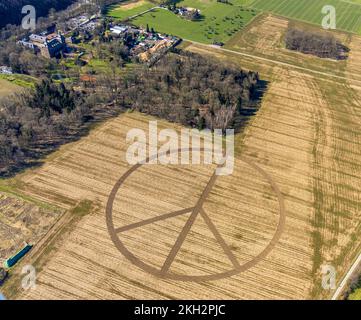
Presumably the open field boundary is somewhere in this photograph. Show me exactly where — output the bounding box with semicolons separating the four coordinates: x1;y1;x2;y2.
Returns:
250;0;361;35
332;250;361;299
185;39;361;86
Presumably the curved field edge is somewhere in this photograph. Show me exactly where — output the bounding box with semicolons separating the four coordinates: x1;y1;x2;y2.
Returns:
207;13;361;298
249;0;361;35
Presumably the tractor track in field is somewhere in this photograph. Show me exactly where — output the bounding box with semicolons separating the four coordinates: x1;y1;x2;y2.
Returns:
184;39;361;86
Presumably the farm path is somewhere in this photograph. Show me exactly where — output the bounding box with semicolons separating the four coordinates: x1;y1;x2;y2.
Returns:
186;40;361;86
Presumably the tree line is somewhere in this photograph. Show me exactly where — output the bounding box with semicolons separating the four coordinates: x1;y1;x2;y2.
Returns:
0;51;260;175
285;27;349;60
117;51;259;131
0;79;90;175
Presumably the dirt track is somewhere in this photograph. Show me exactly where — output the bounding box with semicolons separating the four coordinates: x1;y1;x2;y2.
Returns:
106;150;286;282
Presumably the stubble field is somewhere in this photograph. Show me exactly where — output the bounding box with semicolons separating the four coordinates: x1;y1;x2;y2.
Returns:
3;112;302;300
2;13;361;300
187;13;361;298
0;192;61;265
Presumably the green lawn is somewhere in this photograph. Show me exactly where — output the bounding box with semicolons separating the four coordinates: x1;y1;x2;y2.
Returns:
348;276;361;300
87;58;110;69
107;0;361;40
131;0;258;43
0;74;35;88
107;1;156;20
250;0;361;34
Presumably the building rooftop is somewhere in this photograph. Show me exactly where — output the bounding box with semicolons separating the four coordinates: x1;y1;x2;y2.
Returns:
110;25;128;35
29;34;47;43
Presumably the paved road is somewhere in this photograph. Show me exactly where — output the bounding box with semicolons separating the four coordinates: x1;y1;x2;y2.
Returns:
331;252;361;300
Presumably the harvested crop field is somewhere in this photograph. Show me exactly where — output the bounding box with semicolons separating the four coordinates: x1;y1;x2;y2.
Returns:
225;14;351;79
2;14;361;300
8;62;361;298
240;66;361;298
186;15;361;298
0;109;308;300
0;192;61;265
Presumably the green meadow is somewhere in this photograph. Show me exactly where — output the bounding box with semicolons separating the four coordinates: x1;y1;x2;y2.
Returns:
251;0;361;34
107;1;155;20
106;0;361;44
132;0;258;43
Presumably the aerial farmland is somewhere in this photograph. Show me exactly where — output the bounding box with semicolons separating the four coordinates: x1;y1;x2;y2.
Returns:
1;0;361;305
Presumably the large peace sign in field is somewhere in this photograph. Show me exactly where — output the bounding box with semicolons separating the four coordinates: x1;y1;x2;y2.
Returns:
106;149;285;281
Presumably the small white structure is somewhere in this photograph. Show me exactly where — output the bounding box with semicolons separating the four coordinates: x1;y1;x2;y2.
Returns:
0;66;13;75
110;25;128;35
17;40;35;49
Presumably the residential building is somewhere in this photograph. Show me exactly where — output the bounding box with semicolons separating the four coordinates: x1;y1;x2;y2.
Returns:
19;31;66;59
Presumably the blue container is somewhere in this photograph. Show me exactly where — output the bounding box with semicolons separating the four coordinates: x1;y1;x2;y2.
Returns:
4;244;33;269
